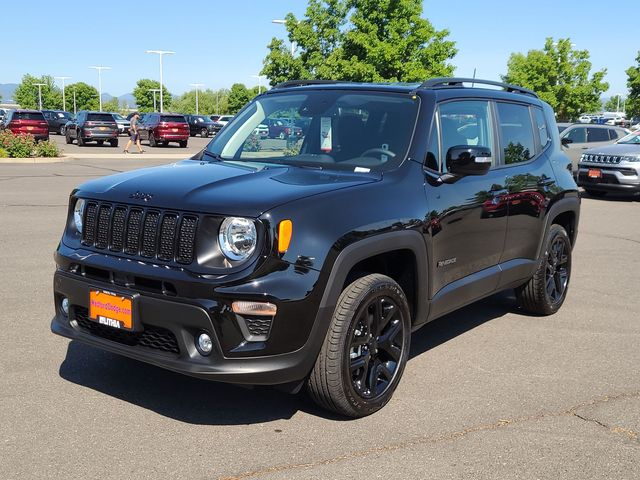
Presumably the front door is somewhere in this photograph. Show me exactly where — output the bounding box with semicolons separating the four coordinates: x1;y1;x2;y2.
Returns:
425;99;508;307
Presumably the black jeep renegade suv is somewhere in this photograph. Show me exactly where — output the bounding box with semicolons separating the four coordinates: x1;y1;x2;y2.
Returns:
51;78;580;417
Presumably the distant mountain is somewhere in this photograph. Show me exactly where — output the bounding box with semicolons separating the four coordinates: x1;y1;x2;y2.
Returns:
0;83;18;102
102;92;137;107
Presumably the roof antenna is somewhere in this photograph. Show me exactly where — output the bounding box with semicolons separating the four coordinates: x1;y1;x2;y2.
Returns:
472;68;477;88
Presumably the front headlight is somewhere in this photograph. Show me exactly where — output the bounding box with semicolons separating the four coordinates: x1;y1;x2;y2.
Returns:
73;198;85;234
218;217;257;261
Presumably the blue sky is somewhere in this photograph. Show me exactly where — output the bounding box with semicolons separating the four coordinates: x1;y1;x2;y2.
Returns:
0;1;633;97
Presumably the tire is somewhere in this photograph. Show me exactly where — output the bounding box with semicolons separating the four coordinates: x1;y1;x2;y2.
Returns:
516;224;572;315
584;188;607;198
307;273;411;417
96;140;104;146
200;128;208;138
149;133;157;147
179;140;188;148
77;133;84;146
109;139;118;147
59;125;65;135
65;131;73;144
278;131;286;140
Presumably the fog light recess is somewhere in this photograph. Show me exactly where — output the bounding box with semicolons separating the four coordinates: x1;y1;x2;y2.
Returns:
61;297;70;316
196;332;213;356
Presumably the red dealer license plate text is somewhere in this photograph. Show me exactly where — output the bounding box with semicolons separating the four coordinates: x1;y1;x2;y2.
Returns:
89;290;134;330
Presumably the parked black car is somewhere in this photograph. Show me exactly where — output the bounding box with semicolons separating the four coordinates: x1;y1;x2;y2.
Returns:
65;111;119;146
51;78;580;417
184;114;216;137
42;110;73;135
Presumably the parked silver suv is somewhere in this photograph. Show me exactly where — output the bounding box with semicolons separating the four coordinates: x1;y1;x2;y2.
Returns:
577;131;640;196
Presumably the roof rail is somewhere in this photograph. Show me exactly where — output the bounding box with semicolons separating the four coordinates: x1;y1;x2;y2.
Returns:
272;79;345;89
420;77;538;98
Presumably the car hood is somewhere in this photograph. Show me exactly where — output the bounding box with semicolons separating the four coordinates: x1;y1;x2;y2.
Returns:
584;143;640;155
74;159;381;217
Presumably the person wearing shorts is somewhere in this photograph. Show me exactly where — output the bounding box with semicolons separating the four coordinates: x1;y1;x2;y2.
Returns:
124;112;144;154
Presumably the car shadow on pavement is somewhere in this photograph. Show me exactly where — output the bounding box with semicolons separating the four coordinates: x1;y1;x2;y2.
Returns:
579;191;640;202
58;290;522;424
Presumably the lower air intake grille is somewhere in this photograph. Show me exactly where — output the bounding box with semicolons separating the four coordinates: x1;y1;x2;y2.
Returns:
74;307;180;354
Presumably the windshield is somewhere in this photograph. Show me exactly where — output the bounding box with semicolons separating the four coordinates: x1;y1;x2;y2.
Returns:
112;114;125;120
617;132;640;144
205;90;419;172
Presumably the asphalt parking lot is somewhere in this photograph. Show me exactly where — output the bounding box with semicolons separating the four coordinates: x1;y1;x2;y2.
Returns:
1;157;639;479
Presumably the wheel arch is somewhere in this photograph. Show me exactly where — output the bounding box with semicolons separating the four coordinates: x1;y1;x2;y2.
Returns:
536;195;580;259
319;230;429;327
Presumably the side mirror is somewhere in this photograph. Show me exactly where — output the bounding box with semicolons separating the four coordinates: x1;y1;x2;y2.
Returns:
446;145;492;177
561;137;573;146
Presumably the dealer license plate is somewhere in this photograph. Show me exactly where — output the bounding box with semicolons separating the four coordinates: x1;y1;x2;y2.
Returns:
588;169;602;179
89;290;134;330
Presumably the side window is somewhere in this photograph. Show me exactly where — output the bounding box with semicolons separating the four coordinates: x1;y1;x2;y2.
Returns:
565;126;586;143
587;128;609;142
496;102;536;164
608;129;620;140
438;100;494;172
533;107;550;149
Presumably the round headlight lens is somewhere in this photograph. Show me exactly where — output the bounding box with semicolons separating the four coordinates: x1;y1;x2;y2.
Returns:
218;217;257;261
73;198;85;234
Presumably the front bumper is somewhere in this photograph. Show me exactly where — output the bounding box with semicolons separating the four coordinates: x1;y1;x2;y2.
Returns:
577;164;640;192
51;248;329;386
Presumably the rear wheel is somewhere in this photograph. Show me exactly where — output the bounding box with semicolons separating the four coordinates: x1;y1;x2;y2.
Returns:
179;140;188;148
149;133;157;147
77;133;84;146
584;188;607;198
109;139;118;147
516;224;572;315
307;274;411;417
96;140;104;146
65;131;73;144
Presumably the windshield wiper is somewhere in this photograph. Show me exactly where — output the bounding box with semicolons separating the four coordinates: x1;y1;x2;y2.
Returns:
203;150;224;162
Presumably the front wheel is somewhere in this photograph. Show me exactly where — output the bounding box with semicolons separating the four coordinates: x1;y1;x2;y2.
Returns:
200;128;208;138
516;224;572;315
59;125;65;135
65;131;73;144
307;274;411;417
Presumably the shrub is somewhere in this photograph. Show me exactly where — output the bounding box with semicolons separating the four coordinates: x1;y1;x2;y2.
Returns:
0;132;35;158
244;133;262;152
34;140;61;158
0;147;8;158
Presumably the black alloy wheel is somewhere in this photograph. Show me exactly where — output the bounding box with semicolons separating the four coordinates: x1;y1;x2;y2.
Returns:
545;234;570;305
200;128;208;137
348;296;406;400
59;125;65;135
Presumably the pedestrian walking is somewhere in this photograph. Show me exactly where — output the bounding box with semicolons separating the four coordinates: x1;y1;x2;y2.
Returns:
124;112;144;154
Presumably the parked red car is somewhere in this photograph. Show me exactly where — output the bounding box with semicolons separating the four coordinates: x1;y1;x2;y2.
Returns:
1;110;49;141
138;113;189;147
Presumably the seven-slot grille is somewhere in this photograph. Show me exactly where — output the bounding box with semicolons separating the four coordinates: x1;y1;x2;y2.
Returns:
82;201;198;265
581;154;623;164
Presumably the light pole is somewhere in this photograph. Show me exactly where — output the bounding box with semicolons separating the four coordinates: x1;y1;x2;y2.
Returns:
73;87;77;114
272;19;295;55
149;88;161;112
33;83;46;110
55;76;71;111
189;83;204;114
250;75;266;94
145;50;175;113
89;66;111;112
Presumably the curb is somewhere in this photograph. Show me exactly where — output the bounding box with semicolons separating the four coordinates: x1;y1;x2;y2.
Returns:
0;157;69;164
0;153;192;164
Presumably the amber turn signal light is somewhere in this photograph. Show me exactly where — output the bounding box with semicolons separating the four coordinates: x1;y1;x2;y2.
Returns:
278;219;293;253
232;301;277;316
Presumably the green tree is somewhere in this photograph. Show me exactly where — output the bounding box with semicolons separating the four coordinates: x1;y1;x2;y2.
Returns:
261;0;457;86
102;97;121;113
132;79;172;112
503;38;608;121
14;74;62;109
66;82;99;111
227;83;251;114
603;95;624;113
625;52;640;118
